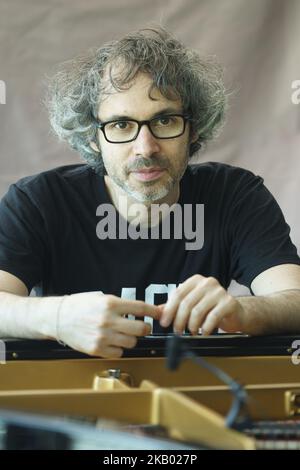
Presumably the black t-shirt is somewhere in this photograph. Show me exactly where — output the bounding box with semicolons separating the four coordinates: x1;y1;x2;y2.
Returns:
0;162;299;333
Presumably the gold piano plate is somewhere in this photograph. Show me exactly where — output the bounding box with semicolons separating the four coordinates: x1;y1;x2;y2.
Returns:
0;334;299;450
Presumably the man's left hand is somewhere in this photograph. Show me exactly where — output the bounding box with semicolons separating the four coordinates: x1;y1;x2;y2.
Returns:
159;274;245;335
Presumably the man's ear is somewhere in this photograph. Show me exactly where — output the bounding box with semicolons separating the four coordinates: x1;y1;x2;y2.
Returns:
190;132;198;144
90;141;100;153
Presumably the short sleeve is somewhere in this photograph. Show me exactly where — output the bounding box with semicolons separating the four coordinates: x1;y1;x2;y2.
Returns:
226;170;300;290
0;184;48;292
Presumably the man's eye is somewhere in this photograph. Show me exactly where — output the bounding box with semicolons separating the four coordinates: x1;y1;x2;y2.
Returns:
158;117;171;125
154;116;177;127
113;121;129;130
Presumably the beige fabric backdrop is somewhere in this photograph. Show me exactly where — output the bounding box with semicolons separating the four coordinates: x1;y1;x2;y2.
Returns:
0;0;299;295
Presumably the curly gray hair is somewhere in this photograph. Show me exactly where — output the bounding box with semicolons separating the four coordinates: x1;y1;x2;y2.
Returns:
46;27;227;174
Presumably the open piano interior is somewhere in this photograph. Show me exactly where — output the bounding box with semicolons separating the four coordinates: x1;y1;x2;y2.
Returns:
1;334;300;450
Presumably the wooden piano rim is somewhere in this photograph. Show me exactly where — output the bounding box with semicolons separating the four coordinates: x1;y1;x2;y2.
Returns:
2;333;299;360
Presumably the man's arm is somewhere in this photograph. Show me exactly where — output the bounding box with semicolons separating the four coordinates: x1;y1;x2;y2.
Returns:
159;264;300;335
0;270;58;339
236;264;300;335
0;290;60;339
0;271;70;339
0;270;160;357
236;289;300;335
0;270;29;296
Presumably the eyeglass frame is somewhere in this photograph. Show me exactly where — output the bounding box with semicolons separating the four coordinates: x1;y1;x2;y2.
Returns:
94;113;191;144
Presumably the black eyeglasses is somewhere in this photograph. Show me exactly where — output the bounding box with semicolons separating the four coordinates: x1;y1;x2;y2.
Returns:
94;114;190;143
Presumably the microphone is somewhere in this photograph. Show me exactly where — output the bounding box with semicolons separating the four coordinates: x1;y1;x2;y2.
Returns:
166;335;184;370
166;335;250;429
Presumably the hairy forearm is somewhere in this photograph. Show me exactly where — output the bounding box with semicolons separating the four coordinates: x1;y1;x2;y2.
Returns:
237;289;300;335
0;291;60;339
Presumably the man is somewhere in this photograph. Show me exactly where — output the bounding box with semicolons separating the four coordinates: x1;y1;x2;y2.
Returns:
0;28;300;358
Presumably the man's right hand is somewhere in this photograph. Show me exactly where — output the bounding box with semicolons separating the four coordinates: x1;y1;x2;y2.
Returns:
56;292;161;358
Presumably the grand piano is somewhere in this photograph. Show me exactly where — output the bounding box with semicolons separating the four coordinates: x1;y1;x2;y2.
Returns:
0;334;300;450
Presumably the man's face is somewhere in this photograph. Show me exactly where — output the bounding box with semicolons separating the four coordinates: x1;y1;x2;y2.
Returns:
95;73;192;203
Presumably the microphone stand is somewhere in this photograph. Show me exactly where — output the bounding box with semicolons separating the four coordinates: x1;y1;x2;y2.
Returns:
166;335;251;429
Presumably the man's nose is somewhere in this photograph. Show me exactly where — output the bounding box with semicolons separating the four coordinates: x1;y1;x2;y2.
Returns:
132;124;161;156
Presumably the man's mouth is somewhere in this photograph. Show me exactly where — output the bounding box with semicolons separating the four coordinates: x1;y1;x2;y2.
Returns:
130;168;166;182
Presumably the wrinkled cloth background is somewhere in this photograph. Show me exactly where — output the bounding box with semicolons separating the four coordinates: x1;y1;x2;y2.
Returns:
0;0;299;295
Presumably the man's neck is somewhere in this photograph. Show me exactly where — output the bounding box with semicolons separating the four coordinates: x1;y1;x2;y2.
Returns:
104;176;180;227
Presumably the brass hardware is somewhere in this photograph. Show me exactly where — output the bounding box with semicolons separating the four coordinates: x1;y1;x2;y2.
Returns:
285;390;300;416
93;368;134;390
108;369;121;379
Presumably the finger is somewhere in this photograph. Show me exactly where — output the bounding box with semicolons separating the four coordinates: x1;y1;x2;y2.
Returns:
156;304;165;317
171;287;204;333
160;276;205;327
91;345;123;359
157;303;166;310
115;317;151;337
105;297;161;319
187;290;224;334
201;299;233;335
110;332;138;350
